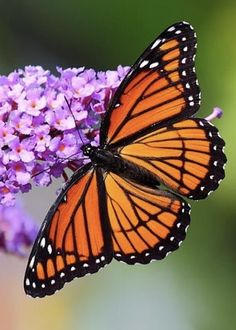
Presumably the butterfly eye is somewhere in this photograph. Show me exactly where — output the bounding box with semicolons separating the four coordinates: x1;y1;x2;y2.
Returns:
81;144;94;156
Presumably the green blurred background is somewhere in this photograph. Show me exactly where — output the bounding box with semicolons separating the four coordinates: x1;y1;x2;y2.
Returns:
0;0;235;329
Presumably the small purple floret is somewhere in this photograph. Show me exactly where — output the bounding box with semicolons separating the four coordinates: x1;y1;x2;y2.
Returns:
205;107;223;121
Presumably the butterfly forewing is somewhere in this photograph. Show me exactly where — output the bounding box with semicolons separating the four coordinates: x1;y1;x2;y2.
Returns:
101;21;200;148
24;165;113;298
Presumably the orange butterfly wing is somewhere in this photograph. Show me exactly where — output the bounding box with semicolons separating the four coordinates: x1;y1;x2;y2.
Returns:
104;172;190;263
117;118;226;199
100;22;200;148
24;164;113;298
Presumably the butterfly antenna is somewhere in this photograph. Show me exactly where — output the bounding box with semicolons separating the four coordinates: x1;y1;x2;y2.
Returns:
64;96;85;146
31;154;88;179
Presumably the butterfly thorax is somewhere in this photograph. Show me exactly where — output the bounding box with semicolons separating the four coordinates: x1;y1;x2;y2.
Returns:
81;144;124;169
81;143;160;188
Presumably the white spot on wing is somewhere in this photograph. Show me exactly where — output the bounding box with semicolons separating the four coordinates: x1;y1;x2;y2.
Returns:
40;237;46;248
140;60;149;68
149;62;159;69
151;39;161;49
186;83;190;89
29;256;35;269
48;244;52;255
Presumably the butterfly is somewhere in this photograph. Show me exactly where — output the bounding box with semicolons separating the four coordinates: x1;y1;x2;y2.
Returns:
24;21;226;297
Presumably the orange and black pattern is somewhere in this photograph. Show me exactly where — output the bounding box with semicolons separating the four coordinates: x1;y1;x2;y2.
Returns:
24;22;226;298
105;173;190;264
118;118;226;199
100;21;200;148
24;165;113;297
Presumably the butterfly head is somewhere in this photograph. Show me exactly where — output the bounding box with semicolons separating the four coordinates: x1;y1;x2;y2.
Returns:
81;144;96;157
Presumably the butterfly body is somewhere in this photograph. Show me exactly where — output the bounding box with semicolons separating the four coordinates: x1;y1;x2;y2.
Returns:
81;144;161;188
24;21;226;298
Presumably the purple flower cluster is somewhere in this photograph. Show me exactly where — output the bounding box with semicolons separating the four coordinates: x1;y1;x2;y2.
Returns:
0;200;38;256
0;65;130;206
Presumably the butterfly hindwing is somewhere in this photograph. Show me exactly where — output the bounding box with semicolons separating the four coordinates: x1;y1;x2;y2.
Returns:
24;164;113;298
104;172;190;264
117;118;226;199
101;21;200;148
